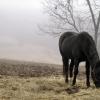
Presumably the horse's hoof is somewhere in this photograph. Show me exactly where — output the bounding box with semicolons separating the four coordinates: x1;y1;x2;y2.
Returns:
65;79;69;83
87;83;90;88
72;83;75;86
72;81;76;86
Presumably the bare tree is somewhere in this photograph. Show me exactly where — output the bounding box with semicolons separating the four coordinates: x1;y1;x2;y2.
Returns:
42;0;100;46
42;0;82;36
86;0;100;46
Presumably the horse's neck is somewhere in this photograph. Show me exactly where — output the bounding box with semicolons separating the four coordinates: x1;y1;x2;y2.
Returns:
90;54;99;69
88;49;99;70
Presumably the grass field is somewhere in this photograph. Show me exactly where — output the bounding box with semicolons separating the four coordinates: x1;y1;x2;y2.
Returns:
0;59;99;100
0;75;100;100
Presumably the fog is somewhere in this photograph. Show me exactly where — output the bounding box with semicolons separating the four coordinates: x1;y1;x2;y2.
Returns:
0;0;62;64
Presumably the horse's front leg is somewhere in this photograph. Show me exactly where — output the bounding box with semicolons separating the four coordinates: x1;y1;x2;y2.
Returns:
69;59;74;84
69;59;74;77
72;59;79;86
86;60;90;87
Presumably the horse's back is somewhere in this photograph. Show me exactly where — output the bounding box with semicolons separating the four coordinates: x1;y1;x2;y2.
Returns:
77;32;96;50
59;31;77;44
78;32;94;43
59;31;95;59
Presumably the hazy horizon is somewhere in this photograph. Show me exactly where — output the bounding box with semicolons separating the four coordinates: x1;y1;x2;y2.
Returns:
0;0;62;64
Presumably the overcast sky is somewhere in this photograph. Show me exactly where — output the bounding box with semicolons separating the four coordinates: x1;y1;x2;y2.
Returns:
0;0;61;64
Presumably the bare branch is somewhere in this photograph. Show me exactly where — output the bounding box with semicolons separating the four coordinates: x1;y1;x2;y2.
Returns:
41;0;100;46
86;0;96;29
42;0;80;34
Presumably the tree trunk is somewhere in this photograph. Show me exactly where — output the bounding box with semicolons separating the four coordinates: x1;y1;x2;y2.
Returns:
95;11;100;47
86;0;100;47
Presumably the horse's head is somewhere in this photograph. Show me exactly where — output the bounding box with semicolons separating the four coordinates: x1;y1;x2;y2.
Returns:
92;60;100;88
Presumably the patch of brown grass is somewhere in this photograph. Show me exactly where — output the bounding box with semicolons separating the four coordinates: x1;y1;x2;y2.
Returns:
0;75;99;100
0;59;62;77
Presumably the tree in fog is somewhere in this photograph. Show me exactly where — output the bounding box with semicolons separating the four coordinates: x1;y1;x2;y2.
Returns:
86;0;100;46
42;0;100;46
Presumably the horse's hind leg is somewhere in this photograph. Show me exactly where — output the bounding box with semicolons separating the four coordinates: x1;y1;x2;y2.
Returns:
72;59;79;86
70;59;74;78
62;57;69;83
86;60;90;87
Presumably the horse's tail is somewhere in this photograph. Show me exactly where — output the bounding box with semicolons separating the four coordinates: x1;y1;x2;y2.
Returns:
59;34;66;75
62;58;66;75
59;34;65;55
59;32;77;55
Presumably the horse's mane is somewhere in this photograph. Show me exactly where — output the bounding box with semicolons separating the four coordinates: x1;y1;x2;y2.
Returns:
78;32;99;66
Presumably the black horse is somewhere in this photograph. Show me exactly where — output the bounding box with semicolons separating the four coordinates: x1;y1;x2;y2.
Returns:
59;31;100;88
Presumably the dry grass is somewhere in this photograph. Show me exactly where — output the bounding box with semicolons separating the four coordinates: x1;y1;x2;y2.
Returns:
0;59;99;100
0;59;62;77
0;75;99;100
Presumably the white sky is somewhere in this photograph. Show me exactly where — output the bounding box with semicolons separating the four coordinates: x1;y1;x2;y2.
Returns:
0;0;61;64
